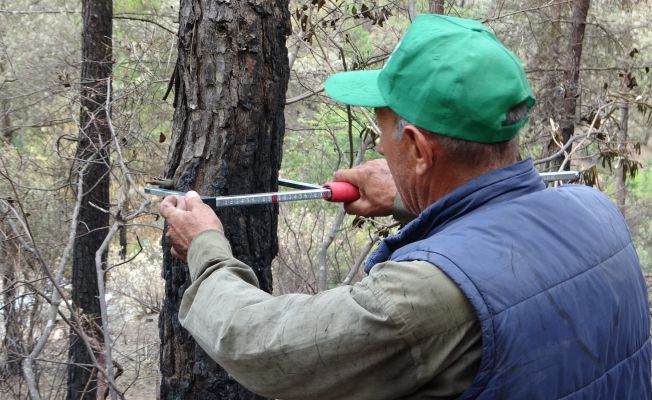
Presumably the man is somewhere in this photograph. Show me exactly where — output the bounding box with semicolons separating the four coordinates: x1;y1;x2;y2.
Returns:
160;14;651;399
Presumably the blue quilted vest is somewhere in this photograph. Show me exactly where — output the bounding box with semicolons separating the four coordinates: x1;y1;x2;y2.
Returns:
366;159;651;399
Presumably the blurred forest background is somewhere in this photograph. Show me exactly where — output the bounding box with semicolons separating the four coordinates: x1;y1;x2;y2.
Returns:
1;0;651;398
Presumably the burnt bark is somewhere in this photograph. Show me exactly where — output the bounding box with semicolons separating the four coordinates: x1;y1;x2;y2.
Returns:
159;0;290;398
67;1;113;399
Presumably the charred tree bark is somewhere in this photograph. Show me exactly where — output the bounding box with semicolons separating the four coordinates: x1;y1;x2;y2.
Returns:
159;0;289;398
67;1;112;399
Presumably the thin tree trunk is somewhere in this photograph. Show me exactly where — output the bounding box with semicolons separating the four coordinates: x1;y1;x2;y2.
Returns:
67;1;113;398
408;0;417;21
158;0;289;398
317;208;346;292
552;0;591;171
0;228;22;377
1;98;11;143
0;62;12;143
429;0;444;14
616;101;628;213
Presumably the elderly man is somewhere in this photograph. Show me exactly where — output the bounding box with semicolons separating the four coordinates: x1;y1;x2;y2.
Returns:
160;14;651;400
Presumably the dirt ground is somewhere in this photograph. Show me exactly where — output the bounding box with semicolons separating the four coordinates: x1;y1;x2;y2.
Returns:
107;300;160;399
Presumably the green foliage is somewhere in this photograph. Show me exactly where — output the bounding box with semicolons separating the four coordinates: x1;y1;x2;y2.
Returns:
281;104;376;184
628;161;652;197
624;163;652;271
342;25;373;68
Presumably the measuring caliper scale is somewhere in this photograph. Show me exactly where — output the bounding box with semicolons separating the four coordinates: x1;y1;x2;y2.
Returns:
145;179;360;207
145;171;580;208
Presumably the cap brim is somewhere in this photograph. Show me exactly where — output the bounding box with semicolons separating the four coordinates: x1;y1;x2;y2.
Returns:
324;70;387;107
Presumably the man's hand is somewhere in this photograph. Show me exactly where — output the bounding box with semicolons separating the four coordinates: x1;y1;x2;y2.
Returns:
334;159;397;217
159;191;224;262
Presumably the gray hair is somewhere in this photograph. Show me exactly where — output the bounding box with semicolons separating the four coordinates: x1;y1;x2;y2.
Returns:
392;117;520;166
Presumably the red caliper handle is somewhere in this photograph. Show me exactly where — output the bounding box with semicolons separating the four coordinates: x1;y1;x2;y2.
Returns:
322;181;360;203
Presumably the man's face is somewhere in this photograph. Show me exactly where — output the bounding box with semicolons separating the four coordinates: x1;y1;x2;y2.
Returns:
375;108;416;213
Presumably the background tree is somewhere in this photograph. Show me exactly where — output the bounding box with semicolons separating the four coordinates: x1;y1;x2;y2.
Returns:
67;0;113;398
0;0;174;398
0;204;23;377
555;0;591;171
158;0;290;398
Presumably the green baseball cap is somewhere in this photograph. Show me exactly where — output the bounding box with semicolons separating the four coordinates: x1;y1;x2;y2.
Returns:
324;14;535;143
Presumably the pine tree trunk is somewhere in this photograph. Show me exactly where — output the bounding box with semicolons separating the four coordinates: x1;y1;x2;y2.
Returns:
67;1;113;398
158;0;289;398
552;0;591;170
616;101;628;213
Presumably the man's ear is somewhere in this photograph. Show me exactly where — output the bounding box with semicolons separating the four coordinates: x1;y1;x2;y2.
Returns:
403;125;436;176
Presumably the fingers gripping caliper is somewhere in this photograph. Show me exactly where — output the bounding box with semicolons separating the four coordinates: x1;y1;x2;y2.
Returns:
145;171;580;208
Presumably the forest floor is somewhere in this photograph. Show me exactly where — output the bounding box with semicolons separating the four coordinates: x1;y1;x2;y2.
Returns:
106;295;160;399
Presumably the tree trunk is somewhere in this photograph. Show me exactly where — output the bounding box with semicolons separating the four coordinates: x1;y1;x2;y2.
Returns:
408;0;416;21
616;101;628;213
67;1;112;399
0;62;10;143
1;98;12;143
429;0;444;14
158;0;289;398
0;225;22;377
551;0;590;170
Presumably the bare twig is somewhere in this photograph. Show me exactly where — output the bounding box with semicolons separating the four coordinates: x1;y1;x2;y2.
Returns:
21;165;86;400
95;221;121;400
483;0;572;23
559;102;611;171
285;85;324;105
0;200;37;254
317;209;347;291
533;132;590;166
342;232;380;285
0;8;79;15
288;2;315;70
113;15;176;35
105;78;151;220
6;123;124;400
315;131;375;291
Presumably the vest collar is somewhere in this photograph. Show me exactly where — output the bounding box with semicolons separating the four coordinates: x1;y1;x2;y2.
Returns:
365;159;545;273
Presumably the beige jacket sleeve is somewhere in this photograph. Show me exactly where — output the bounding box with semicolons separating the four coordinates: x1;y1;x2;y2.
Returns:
179;230;480;400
